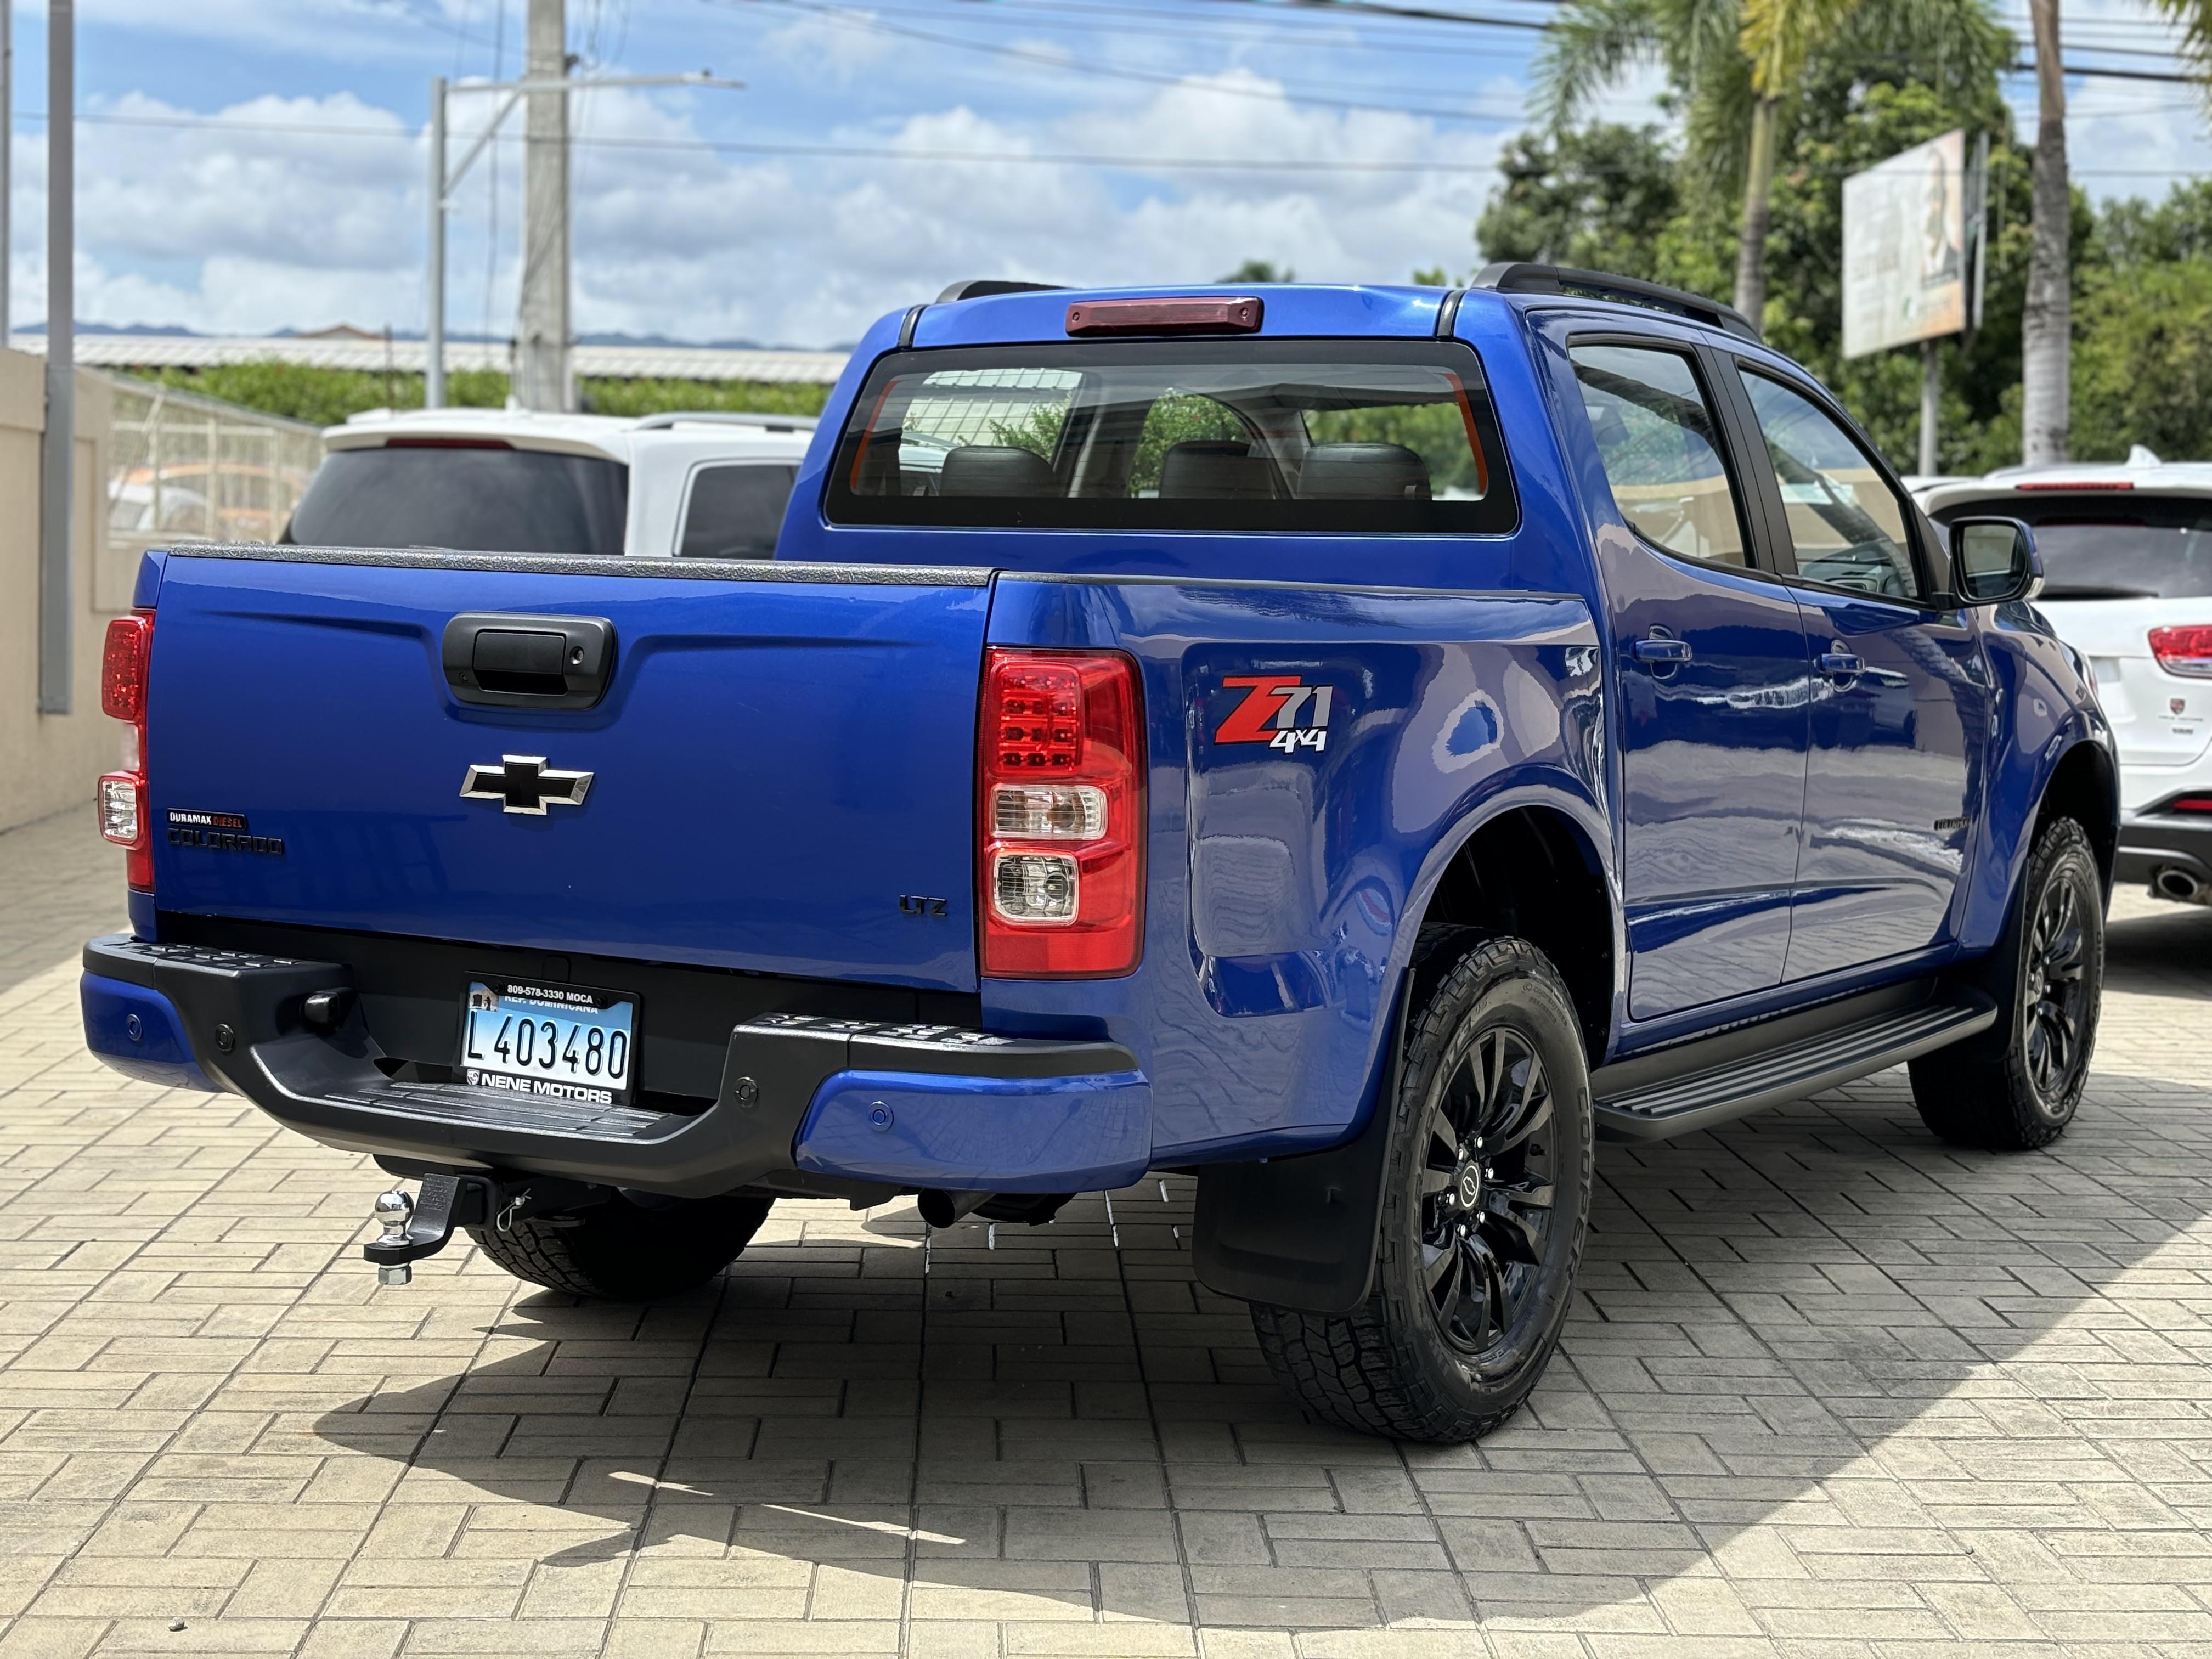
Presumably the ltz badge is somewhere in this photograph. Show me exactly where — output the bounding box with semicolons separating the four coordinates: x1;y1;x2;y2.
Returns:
1214;675;1337;754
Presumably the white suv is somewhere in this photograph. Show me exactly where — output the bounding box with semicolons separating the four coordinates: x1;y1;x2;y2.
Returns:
1918;451;2212;906
284;405;817;561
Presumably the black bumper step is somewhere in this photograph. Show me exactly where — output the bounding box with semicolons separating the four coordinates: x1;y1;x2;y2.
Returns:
83;933;1135;1196
324;1076;674;1140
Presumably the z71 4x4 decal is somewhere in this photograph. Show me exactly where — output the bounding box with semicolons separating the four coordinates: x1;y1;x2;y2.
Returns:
1215;675;1336;753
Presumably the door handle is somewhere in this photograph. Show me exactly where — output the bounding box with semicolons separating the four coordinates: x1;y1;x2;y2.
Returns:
1632;636;1693;664
1818;651;1865;678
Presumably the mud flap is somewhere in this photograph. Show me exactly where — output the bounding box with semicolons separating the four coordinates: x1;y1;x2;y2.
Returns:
1191;974;1415;1316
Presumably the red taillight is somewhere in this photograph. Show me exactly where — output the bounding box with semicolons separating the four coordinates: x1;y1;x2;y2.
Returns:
101;614;151;721
2016;479;2134;490
979;648;1144;978
97;610;154;892
2166;797;2212;814
1065;296;1262;336
2151;624;2212;679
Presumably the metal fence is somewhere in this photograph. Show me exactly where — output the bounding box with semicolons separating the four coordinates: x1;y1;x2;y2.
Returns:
104;374;325;553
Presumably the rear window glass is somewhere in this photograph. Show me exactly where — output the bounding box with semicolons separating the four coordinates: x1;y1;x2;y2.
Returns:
285;444;629;557
826;340;1515;534
1931;494;2212;599
678;463;797;559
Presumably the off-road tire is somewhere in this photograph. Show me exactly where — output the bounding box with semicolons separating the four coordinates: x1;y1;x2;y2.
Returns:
1909;816;2103;1150
468;1192;773;1300
1250;936;1593;1443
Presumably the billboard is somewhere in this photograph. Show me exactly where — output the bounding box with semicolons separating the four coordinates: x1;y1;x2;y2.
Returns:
1842;129;1968;359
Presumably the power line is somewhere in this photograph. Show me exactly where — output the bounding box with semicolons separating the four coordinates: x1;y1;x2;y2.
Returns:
9;108;1506;171
708;0;1538;121
11;107;2204;178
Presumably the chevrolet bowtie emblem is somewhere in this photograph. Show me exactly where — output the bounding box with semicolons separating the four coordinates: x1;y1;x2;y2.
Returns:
460;755;594;816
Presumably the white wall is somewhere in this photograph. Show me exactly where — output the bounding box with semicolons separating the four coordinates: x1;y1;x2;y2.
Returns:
0;348;122;833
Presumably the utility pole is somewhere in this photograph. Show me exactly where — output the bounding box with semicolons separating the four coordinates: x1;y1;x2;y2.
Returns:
37;0;71;714
515;0;571;412
2;0;12;341
2021;0;2070;465
1919;340;1939;477
426;75;447;407
424;66;736;410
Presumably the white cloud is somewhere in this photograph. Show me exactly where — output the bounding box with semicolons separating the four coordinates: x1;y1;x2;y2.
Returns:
24;0;2212;357
19;59;1522;347
17;0;485;67
760;9;897;86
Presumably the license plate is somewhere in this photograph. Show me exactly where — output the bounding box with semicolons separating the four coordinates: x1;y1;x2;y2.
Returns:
459;978;638;1106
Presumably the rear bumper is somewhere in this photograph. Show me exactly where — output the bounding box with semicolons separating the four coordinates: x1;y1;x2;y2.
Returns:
2116;808;2212;896
80;934;1148;1197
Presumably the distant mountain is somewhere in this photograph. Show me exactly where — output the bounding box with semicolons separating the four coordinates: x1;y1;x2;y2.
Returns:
10;321;830;351
13;320;205;336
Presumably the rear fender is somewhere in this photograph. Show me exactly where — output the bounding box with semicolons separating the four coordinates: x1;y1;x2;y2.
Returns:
980;577;1608;1170
1190;786;1616;1315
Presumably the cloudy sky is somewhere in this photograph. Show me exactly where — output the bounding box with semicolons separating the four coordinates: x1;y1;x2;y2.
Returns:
3;0;2210;349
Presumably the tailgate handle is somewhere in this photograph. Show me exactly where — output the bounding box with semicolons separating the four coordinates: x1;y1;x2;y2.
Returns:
442;613;616;710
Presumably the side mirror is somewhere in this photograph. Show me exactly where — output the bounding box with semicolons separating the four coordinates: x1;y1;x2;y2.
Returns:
1949;516;2043;606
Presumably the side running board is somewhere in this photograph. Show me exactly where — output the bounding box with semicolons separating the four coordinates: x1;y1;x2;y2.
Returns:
1591;984;1998;1142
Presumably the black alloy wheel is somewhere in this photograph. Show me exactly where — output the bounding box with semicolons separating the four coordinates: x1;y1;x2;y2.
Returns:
2022;868;2092;1105
1250;934;1593;1443
1415;1026;1557;1355
1910;814;2104;1150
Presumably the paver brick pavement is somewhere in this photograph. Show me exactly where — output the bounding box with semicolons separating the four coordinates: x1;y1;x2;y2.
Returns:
3;804;2212;1655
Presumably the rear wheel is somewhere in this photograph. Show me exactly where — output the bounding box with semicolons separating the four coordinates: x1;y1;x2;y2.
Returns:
468;1191;772;1300
1251;936;1593;1443
1909;816;2103;1150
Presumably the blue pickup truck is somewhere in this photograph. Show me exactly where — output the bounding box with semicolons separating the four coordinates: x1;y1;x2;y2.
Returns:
80;268;2114;1442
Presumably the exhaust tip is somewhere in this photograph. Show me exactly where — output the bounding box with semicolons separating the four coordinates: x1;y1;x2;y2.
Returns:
917;1189;991;1228
2154;867;2206;904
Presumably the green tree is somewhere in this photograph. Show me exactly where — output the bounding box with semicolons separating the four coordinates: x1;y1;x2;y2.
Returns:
1474;124;1680;278
1218;259;1294;283
139;362;831;428
1539;0;2007;325
146;362;505;427
2068;258;2212;460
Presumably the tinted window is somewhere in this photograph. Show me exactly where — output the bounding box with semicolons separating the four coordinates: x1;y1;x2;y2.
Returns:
1931;495;2212;600
826;340;1515;534
678;464;798;559
1738;372;1919;599
1570;344;1747;566
286;445;629;557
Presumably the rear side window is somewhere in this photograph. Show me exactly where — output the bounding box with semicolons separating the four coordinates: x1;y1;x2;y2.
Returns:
826;339;1515;534
677;464;797;559
1931;495;2212;600
1570;343;1747;567
286;444;629;557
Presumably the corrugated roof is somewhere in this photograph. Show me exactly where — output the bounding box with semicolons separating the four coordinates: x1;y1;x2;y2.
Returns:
7;333;849;385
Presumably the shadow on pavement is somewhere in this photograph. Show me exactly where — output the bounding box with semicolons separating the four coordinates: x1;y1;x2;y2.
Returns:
309;899;2212;1631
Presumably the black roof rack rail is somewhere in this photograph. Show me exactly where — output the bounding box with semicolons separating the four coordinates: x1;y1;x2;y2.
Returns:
934;279;1068;303
1471;262;1760;343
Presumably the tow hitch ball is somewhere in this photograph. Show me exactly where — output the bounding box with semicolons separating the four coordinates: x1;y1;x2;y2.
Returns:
364;1173;488;1286
364;1173;601;1284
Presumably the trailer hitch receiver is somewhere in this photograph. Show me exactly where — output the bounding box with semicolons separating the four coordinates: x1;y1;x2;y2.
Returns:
364;1173;490;1285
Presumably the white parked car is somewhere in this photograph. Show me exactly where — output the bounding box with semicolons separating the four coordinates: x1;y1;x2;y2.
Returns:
284;405;817;560
1917;449;2212;906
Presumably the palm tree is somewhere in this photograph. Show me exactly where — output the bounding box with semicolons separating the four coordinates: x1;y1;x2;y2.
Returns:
1736;0;1860;322
2020;0;2068;464
1539;0;2005;326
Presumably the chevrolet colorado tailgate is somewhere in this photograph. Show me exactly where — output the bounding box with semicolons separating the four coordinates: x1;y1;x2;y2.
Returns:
142;548;990;990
